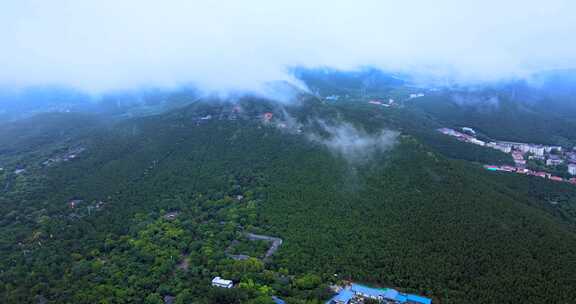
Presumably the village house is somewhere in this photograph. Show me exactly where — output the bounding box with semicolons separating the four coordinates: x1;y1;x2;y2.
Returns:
163;295;175;304
533;172;550;178
518;144;530;153
486;142;512;153
514;144;545;156
528;145;545;156
163;211;179;221
568;163;576;176
438;128;458;136
528;154;546;161
516;168;531;174
546;155;564;166
14;168;26;174
512;152;526;166
263;112;274;122
211;276;233;288
550;176;564;182
469;138;485;146
501;166;516;172
461;127;476;135
68;199;83;208
545;146;563;153
484;165;500;171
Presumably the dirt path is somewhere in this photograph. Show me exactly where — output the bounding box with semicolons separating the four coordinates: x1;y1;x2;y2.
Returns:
245;233;283;260
2;174;13;193
176;254;190;271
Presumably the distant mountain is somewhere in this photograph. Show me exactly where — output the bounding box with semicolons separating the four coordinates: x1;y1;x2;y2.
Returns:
530;69;576;95
0;85;200;123
289;66;576;146
0;85;96;121
291;66;406;96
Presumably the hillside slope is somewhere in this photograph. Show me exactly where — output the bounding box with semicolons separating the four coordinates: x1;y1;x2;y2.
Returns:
1;98;576;303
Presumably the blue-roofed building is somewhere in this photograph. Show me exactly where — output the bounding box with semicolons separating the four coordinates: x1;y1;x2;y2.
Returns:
396;294;408;302
383;289;399;300
351;283;388;300
272;296;286;304
327;289;353;304
406;294;432;304
326;283;432;304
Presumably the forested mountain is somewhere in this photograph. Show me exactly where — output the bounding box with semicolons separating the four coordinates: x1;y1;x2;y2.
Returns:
292;67;576;146
2;70;576;304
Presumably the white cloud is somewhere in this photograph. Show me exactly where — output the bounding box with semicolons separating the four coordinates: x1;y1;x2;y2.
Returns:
308;121;399;164
1;0;576;92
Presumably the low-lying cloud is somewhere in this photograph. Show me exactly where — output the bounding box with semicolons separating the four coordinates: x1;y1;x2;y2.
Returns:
308;121;399;164
1;0;576;93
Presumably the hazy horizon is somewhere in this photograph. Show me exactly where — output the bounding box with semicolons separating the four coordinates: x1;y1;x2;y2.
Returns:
2;0;576;93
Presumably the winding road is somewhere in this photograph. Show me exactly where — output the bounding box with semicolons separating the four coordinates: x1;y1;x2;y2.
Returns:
245;233;283;260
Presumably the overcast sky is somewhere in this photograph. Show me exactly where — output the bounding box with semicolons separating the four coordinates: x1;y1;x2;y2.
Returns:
1;0;575;92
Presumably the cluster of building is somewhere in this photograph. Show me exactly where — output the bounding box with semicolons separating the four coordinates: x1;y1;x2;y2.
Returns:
328;283;431;304
437;128;486;146
210;277;432;303
68;199;106;218
483;165;576;184
191;106;243;124
191;108;283;126
195;109;303;135
438;127;576;177
42;146;86;167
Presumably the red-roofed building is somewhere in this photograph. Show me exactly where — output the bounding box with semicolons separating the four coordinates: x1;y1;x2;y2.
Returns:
501;166;516;172
534;172;548;178
516;168;530;174
69;199;83;208
263;112;273;122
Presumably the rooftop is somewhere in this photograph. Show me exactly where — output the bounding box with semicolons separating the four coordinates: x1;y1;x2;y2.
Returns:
212;276;232;285
329;289;353;303
351;283;388;297
348;283;431;304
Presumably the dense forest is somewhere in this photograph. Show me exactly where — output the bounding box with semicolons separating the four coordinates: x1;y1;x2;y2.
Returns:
1;78;576;304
